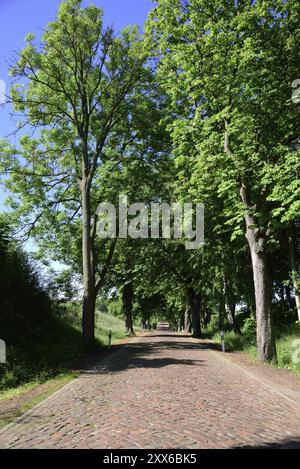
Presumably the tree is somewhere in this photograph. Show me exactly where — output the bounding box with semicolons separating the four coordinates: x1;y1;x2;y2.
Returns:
1;0;151;345
264;148;300;323
147;0;300;362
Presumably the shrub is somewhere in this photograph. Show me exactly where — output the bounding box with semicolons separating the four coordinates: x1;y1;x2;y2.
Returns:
243;317;257;346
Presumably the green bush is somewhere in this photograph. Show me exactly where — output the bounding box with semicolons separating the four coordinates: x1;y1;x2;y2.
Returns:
275;324;300;375
107;298;123;318
243;317;257;346
224;331;244;351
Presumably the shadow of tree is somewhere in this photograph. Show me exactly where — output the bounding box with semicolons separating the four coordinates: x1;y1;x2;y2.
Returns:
149;339;221;352
80;336;211;374
145;334;192;339
232;437;300;449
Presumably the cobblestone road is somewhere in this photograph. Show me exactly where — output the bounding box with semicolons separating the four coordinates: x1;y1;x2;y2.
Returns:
0;333;300;449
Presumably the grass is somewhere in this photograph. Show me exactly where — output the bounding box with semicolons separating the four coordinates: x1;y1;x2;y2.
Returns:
272;324;300;376
0;309;135;396
0;372;78;429
0;309;138;428
96;311;135;343
207;320;300;377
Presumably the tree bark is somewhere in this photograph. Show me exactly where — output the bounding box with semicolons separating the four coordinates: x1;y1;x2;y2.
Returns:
288;229;300;322
187;287;201;338
280;284;285;305
243;209;276;362
285;285;292;307
223;273;241;335
224;123;276;361
81;178;96;346
123;281;134;334
219;290;225;333
82;292;96;345
201;307;211;329
192;296;202;338
184;302;192;333
226;302;242;335
250;239;276;362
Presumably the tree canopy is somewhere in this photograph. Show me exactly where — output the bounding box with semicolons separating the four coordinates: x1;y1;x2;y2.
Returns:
0;0;299;364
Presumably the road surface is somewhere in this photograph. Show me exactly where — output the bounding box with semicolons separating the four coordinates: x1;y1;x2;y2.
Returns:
0;332;300;449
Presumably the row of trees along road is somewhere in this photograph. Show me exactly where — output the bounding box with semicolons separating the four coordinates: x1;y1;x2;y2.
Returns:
0;0;300;364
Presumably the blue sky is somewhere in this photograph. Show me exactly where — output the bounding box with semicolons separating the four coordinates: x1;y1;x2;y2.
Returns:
0;0;154;209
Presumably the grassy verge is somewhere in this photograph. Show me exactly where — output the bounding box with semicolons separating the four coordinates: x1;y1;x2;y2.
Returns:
207;321;300;377
0;372;78;429
0;310;139;428
0;310;137;399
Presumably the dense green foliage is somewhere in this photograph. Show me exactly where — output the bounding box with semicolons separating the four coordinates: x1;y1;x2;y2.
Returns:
1;298;133;393
0;222;52;332
0;0;299;388
0;224;137;392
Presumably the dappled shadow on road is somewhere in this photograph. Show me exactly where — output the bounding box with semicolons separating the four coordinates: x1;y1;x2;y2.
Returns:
232;437;300;449
79;337;209;375
72;335;220;375
107;356;206;371
145;334;192;339
143;332;221;350
146;332;220;345
154;340;221;352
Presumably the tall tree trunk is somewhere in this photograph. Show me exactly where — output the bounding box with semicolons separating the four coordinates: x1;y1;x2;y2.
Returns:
223;273;241;335
192;295;202;338
285;285;292;307
226;302;242;336
224;123;276;361
244;215;276;362
224;124;276;361
279;284;285;307
246;295;256;319
184;302;192;333
288;229;300;322
125;313;134;334
202;307;211;329
81;179;96;346
240;184;276;362
188;288;201;338
219;290;225;333
123;281;134;334
82;292;96;345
